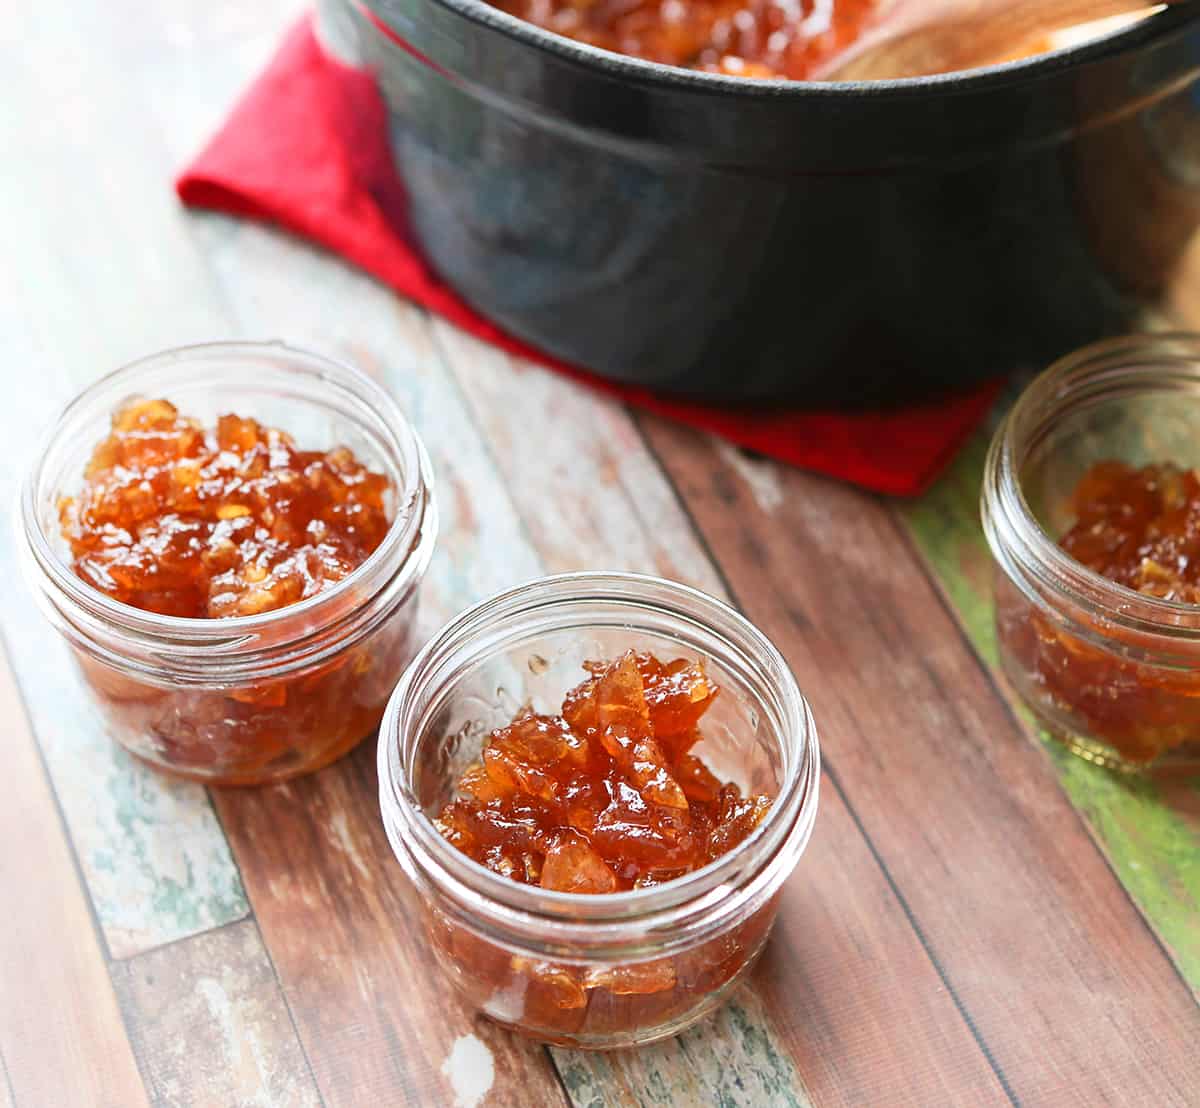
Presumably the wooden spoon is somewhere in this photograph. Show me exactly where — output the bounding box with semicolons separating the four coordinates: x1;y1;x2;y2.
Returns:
816;0;1181;81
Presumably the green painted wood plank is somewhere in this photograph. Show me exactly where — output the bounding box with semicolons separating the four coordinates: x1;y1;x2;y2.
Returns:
551;989;813;1108
899;424;1200;994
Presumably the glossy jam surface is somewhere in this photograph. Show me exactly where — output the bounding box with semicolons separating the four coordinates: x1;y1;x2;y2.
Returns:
1000;461;1200;767
59;398;391;618
489;0;880;79
59;398;413;785
435;651;772;891
1059;462;1200;602
427;650;778;1044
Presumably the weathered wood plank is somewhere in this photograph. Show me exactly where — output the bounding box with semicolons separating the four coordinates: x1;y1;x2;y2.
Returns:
899;429;1200;992
111;920;322;1108
169;221;563;1105
429;331;1010;1106
553;988;814;1108
214;757;565;1108
0;640;150;1108
0;0;251;958
431;323;727;595
83;6;565;1102
644;416;1200;1105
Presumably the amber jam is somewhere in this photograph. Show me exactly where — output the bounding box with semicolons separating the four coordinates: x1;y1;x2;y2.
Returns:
488;0;880;79
983;336;1200;775
1058;463;1200;604
50;396;409;783
59;398;391;619
23;344;435;787
435;651;772;892
999;461;1200;766
380;573;819;1048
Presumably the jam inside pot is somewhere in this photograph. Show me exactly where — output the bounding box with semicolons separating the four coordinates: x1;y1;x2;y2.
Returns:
429;649;777;1040
488;0;880;79
999;460;1200;767
55;396;420;785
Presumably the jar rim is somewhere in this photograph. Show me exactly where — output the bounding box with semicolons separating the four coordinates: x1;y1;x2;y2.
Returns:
377;572;820;951
19;340;435;652
983;332;1200;638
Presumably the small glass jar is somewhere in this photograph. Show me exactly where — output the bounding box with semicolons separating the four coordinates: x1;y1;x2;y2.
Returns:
20;341;437;786
982;334;1200;775
377;572;820;1049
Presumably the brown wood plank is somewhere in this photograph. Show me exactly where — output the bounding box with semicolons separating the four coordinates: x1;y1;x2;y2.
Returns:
0;638;150;1108
641;417;1200;1106
111;920;322;1108
430;332;1010;1106
184;230;566;1106
213;759;567;1108
119;0;1015;1094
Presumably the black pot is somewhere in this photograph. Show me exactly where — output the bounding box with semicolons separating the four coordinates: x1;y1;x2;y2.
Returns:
327;0;1200;406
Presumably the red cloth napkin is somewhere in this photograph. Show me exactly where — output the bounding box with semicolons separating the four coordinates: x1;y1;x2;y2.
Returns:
177;16;1001;496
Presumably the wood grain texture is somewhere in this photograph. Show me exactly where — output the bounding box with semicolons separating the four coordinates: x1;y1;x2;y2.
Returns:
424;333;1011;1107
180;226;565;1105
643;417;1200;1106
430;323;727;595
900;428;1200;992
0;641;149;1108
213;751;566;1108
181;209;816;1103
552;989;814;1108
111;920;322;1108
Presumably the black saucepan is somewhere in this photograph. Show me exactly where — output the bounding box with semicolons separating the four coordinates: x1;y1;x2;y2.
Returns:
322;0;1200;405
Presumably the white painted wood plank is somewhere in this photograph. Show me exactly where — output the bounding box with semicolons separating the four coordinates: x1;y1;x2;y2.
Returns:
0;0;251;957
111;920;322;1108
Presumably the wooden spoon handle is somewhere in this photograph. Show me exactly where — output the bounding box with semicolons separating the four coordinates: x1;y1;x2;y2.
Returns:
820;0;1177;81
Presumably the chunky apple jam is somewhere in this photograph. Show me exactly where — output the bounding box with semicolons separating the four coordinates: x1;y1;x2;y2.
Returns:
430;650;775;1039
59;397;391;618
1000;461;1200;766
58;397;411;783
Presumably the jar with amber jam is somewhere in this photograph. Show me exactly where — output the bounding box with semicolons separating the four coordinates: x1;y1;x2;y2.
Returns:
21;342;437;785
377;572;820;1049
983;334;1200;775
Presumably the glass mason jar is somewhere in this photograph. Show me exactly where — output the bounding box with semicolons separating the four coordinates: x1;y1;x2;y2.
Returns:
378;572;820;1049
20;341;437;786
982;333;1200;775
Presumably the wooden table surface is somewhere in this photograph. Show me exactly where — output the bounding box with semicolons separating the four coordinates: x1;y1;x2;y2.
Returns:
4;2;1200;1105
